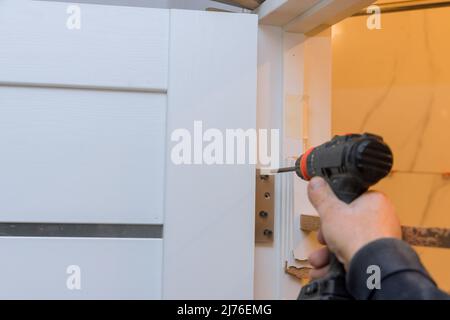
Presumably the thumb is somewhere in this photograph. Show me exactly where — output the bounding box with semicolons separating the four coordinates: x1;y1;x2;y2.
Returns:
308;177;343;217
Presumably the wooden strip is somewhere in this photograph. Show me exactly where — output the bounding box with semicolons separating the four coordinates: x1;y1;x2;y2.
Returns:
402;226;450;249
300;214;450;249
300;214;321;232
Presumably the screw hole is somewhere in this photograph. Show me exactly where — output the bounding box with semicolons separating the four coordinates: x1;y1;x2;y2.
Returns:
264;192;271;199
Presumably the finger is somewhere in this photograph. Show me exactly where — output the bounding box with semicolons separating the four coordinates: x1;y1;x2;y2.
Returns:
317;229;326;245
308;247;330;268
309;265;330;280
307;177;343;218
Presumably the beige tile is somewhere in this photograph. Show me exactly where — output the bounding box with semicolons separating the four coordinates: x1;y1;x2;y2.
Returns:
333;6;450;290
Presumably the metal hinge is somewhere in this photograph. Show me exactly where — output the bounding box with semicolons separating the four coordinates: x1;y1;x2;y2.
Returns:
255;169;275;243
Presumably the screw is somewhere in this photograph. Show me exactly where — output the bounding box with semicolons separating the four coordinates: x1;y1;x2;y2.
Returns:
263;229;273;237
259;211;269;218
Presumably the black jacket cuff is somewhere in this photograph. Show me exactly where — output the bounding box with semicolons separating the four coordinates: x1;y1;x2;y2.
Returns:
346;238;435;299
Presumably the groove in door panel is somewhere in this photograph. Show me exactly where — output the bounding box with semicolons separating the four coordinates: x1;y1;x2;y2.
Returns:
0;223;163;238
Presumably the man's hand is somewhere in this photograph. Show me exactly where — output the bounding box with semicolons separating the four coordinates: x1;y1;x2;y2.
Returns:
307;177;402;279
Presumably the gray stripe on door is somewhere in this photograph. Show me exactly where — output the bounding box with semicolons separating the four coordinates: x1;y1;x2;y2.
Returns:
0;223;163;238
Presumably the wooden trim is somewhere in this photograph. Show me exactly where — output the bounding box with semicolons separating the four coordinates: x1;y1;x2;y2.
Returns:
300;214;321;232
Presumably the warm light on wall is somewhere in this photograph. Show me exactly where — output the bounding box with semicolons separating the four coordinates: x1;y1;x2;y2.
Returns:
331;25;343;39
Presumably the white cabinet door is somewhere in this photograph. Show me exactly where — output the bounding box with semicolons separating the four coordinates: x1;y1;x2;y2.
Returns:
0;1;257;299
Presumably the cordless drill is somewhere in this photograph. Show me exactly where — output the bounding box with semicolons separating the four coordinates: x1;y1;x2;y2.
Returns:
275;133;393;300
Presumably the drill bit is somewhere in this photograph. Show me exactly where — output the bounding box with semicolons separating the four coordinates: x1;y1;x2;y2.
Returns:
259;166;297;176
273;166;297;174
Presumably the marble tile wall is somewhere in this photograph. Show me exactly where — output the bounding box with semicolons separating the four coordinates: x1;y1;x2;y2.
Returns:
332;4;450;291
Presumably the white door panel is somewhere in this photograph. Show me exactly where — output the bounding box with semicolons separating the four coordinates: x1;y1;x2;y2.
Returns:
0;87;166;224
0;0;169;91
0;237;163;299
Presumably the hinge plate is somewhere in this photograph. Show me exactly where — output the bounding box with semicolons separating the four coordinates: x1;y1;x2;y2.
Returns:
255;169;275;243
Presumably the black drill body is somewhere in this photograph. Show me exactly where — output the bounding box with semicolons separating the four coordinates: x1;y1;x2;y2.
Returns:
280;133;394;300
296;133;393;203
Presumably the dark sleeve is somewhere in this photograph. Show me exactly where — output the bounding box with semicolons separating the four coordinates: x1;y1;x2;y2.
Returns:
346;238;450;300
